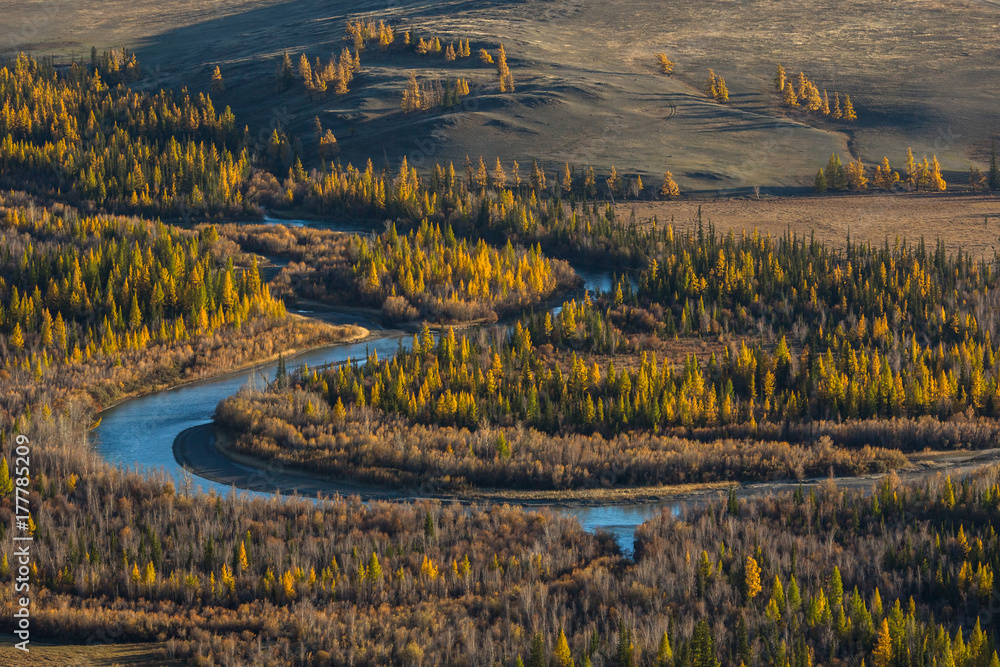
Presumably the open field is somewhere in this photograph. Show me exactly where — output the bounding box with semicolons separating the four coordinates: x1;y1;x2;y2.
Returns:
0;638;174;665
621;192;1000;255
4;0;998;191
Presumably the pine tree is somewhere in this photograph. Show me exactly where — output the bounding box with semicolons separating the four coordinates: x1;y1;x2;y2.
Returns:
529;632;546;667
872;618;893;667
783;80;799;108
210;66;225;92
904;147;918;190
298;54;313;89
554;628;574;667
616;627;635;667
0;459;12;497
655;630;673;666
367;552;382;583
775;64;786;92
745;556;762;600
275;354;287;389
9;323;24;352
843;94;857;121
402;71;422;112
815;167;828;193
929;155;946;191
661;171;680;198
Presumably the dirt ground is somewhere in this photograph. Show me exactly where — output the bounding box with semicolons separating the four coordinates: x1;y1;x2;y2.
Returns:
620;192;1000;256
3;0;998;192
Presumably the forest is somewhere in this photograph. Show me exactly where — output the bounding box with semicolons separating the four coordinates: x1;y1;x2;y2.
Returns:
216;219;577;324
216;218;1000;492
2;42;1000;667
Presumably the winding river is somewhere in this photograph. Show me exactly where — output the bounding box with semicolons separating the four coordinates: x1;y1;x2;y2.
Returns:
95;220;666;554
95;218;997;554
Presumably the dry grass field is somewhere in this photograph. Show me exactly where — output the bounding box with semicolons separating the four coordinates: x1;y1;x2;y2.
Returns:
0;638;174;665
621;192;1000;255
3;0;998;192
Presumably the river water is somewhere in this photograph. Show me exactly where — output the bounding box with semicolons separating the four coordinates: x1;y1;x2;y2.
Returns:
94;219;682;555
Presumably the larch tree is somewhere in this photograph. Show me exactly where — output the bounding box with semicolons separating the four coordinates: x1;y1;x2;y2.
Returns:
783;81;799;108
843;94;857;121
775;64;786;92
929;155;946;191
210;66;225;93
657;53;675;74
661;171;680;198
904;148;918;190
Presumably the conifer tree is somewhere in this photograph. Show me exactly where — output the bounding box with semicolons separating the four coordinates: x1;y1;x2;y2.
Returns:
210;66;225;93
528;632;546;667
745;556;762;600
657;53;675;75
872;618;893;667
775;64;786;92
660;172;680;199
815;167;828;193
554;628;574;667
843;94;857;121
929;155;947;191
904;147;918;190
0;459;12;497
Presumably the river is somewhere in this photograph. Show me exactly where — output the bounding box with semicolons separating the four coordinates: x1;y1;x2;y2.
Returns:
95;219;673;555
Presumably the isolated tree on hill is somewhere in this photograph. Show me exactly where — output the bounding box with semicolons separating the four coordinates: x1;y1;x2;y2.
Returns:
657;53;675;75
210;66;225;93
661;171;680;198
496;44;514;92
479;48;493;64
276;51;294;91
775;64;786;92
706;70;728;102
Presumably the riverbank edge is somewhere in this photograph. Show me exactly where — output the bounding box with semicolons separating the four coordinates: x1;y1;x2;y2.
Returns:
96;318;372;416
173;420;1000;508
